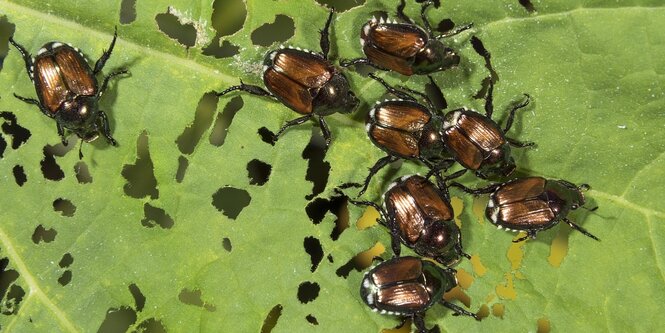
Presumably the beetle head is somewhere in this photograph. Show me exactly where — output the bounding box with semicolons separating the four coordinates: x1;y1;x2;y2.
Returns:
312;73;359;116
413;40;460;75
417;220;462;267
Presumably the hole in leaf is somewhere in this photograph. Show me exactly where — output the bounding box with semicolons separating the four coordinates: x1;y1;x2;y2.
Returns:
491;303;505;318
202;36;240;59
518;0;536;13
176;155;188;183
1;284;25;315
57;270;72;286
314;0;365;12
537;317;551;333
53;198;76;217
247;159;272;186
302;127;329;200
470;36;498;84
156;7;197;48
141;203;175;229
12;165;26;186
327;254;333;263
260;304;283;333
258;127;276;145
304;236;323;272
336;243;384;278
222;237;232;252
476;304;490;320
297;281;320;304
473;76;492;100
129;284;145;312
177;92;219;155
0;258;20;301
119;0;137;24
305;314;319;326
178;289;216;312
31;225;56;244
0;134;6;158
436;19;455;34
41;144;66;181
211;0;246;37
74;161;93;184
212;187;251;220
135;318;167;333
305;198;329;225
122;131;159;199
0;111;30;149
59;253;73;268
209;96;243;147
97;306;137;333
251;15;295;47
0;17;17;70
329;196;349;241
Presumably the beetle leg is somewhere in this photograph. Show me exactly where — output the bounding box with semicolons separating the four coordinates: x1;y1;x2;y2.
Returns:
412;313;426;333
397;80;438;111
483;75;495;119
396;0;414;24
503;93;531;133
368;73;418;102
564;218;600;241
13;93;54;118
419;0;435;35
98;69;129;98
97;111;118;146
440;300;480;320
273;114;312;142
56;123;68;146
319;8;335;60
215;80;275;99
455;243;472;260
94;26;118;75
339;58;386;71
471;36;499;92
345;197;390;229
449;181;499;195
358;155;400;197
506;137;535;148
8;37;35;79
318;116;332;151
436;23;474;39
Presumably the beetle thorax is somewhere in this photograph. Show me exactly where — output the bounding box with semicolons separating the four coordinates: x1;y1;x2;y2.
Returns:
57;96;99;129
413;39;460;75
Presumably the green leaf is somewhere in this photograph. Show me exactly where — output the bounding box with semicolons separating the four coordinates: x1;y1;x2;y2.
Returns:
1;0;663;332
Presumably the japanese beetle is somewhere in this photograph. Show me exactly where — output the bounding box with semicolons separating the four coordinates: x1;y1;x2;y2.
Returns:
345;173;469;267
441;79;533;179
451;177;600;242
352;73;531;196
341;0;472;76
9;27;127;147
360;256;478;333
353;73;454;196
215;9;359;150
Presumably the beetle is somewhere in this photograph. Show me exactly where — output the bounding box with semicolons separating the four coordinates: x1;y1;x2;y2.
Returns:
9;27;127;147
360;256;478;333
340;0;472;76
345;173;470;267
450;177;600;242
215;9;359;150
352;73;531;196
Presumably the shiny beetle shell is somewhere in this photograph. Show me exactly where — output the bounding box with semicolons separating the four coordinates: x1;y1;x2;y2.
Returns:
487;177;585;232
367;99;445;160
360;18;459;75
34;43;98;114
384;175;466;266
263;48;356;117
360;256;456;316
442;109;515;179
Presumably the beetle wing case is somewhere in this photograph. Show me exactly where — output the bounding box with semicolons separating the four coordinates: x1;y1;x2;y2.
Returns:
369;100;432;158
